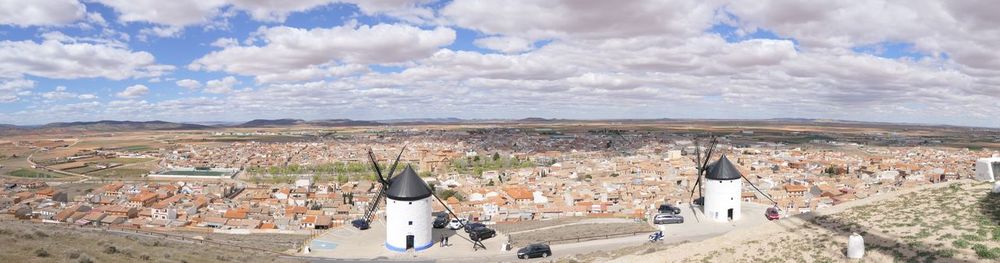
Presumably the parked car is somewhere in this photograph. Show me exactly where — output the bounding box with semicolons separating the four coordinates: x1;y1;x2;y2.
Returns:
517;243;552;259
766;207;780;220
350;219;369;230
448;218;468;230
469;226;496;241
653;213;684;224
433;215;449;228
464;222;486;233
658;204;681;214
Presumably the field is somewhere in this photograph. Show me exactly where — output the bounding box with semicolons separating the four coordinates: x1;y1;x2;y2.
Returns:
159;170;227;176
0;221;299;263
92;168;151;178
6;168;63;178
103;157;154;164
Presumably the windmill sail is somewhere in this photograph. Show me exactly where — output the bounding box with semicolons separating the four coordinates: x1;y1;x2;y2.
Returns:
360;146;406;226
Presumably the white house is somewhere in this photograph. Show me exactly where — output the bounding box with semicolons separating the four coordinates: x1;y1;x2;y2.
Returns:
532;191;549;204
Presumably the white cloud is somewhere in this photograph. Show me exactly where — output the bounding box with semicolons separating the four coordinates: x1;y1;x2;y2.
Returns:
94;0;425;27
96;0;227;27
0;0;86;26
229;0;337;22
138;26;184;40
0;39;172;80
255;63;369;83
473;36;534;54
210;38;239;48
442;0;716;41
41;86;76;100
204;76;239;94
0;78;35;103
39;86;99;100
4;0;1000;128
117;84;150;98
723;0;1000;71
176;79;202;90
189;23;455;75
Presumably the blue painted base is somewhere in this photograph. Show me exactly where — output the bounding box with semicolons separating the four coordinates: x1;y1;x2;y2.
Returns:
386;240;434;252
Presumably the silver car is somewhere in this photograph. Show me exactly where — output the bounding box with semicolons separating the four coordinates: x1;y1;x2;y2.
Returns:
653;213;684;224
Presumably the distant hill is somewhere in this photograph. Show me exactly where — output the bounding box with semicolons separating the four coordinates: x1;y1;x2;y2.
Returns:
236;119;305;127
235;119;383;127
0;120;209;135
41;120;210;131
309;119;382;126
378;118;463;124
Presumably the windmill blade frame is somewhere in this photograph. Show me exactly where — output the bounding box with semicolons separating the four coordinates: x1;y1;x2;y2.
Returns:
385;145;407;179
367;148;388;185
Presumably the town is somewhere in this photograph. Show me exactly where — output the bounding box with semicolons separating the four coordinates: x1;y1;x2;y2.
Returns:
2;121;998;262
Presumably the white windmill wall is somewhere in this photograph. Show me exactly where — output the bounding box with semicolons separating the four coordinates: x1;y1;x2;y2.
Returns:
385;196;433;252
974;158;999;182
704;178;742;222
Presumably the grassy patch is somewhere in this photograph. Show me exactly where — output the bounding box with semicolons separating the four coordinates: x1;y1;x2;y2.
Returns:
7;168;62;178
101;158;153;164
91;168;150;178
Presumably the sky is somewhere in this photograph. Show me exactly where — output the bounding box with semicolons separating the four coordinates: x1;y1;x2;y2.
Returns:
0;0;999;127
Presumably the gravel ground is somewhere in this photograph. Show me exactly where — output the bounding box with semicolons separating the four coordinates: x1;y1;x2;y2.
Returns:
493;217;585;234
168;231;312;253
509;222;654;247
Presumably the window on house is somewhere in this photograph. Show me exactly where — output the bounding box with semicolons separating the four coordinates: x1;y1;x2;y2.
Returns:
408;221;412;225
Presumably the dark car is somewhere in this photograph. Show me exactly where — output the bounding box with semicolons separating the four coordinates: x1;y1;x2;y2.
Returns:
464;222;486;233
658;204;681;214
433;216;449;228
653;213;684;224
517;243;551;259
350;219;369;230
469;226;496;241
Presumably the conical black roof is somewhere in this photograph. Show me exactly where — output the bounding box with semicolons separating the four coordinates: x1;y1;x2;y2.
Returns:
385;165;432;201
706;155;742;180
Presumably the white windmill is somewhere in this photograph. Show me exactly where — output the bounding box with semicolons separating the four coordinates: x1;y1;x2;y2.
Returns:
360;147;434;252
688;137;776;222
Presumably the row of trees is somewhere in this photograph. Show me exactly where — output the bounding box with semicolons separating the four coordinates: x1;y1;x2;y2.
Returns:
450;154;535;176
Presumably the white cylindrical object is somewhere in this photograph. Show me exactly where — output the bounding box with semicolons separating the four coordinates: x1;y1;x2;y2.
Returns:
993;181;1000;193
385;196;433;252
847;233;865;259
703;178;742;222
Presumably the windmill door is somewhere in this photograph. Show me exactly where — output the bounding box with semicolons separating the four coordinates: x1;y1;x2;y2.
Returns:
727;208;734;220
406;235;414;250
